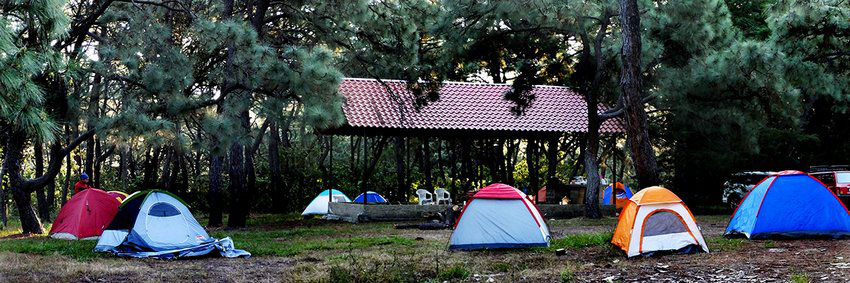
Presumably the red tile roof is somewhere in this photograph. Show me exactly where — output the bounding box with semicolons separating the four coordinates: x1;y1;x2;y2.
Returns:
336;78;624;134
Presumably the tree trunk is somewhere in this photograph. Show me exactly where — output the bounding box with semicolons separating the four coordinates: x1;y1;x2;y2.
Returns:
10;185;42;233
208;154;224;227
142;147;161;188
0;182;5;227
0;147;7;227
227;110;250;228
45;168;56;221
568;136;586;181
61;126;72;204
94;145;115;190
583;119;603;218
3;133;43;234
619;0;660;188
85;136;95;179
159;147;174;190
506;139;517;184
268;122;282;212
93;136;101;188
34;142;50;221
227;140;246;227
119;147;128;191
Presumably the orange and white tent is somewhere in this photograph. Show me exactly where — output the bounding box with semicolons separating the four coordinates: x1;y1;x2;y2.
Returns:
611;186;709;257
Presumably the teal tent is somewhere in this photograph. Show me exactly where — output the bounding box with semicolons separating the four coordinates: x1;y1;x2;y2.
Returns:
95;190;250;259
302;189;351;216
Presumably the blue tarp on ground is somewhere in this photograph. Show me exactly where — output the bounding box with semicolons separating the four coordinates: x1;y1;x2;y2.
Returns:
725;172;850;239
353;191;387;203
95;190;250;259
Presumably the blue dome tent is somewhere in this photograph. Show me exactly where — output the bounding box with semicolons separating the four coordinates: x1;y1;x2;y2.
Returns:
95;190;250;259
602;182;633;206
353;191;387;203
725;171;850;239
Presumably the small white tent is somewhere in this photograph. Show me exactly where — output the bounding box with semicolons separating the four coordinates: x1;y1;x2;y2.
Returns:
302;189;351;216
449;184;549;250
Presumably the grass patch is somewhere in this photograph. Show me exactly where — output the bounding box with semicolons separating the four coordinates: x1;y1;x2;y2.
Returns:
490;261;513;272
547;217;618;227
762;240;777;249
707;236;746;252
790;272;811;283
212;226;416;257
560;269;575;282
0;236;103;261
549;232;612;250
0;214;414;260
438;264;470;281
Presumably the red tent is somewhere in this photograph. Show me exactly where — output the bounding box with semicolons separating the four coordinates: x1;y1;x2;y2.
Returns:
49;189;121;240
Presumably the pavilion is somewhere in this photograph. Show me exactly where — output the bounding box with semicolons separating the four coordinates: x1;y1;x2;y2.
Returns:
322;78;625;204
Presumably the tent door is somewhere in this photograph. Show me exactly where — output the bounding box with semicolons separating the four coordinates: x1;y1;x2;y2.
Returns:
639;210;698;253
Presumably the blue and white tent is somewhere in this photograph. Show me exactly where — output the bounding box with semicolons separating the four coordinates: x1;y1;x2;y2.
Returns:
353;191;387;203
302;189;351;216
94;190;250;259
725;171;850;239
449;184;549;250
602;183;633;205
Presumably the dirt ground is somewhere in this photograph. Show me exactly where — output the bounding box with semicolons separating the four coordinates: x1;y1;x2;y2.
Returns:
3;215;850;282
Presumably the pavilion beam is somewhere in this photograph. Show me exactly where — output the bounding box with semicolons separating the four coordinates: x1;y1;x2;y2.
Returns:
423;137;432;190
394;136;407;203
546;135;560;189
527;139;540;197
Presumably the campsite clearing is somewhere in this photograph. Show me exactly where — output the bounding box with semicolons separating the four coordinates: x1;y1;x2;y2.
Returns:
1;214;849;282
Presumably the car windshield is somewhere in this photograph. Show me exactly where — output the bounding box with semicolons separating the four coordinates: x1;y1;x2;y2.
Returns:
836;172;850;184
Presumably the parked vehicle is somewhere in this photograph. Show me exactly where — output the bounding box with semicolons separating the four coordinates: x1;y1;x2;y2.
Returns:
809;166;850;206
722;171;775;210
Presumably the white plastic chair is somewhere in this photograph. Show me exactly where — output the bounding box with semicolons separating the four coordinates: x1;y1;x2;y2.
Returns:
416;189;434;205
435;188;451;205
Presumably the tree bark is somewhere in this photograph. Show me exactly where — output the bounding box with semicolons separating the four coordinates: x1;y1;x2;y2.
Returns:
268;122;282;212
227;140;247;227
34;142;50;221
227;110;250;228
61;125;73;205
583;114;603;218
93;136;102;188
94;145;115;189
619;0;660;188
0;146;7;227
119;147;128;191
579;9;614;218
4;131;43;233
142;147;161;188
208;154;224;227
